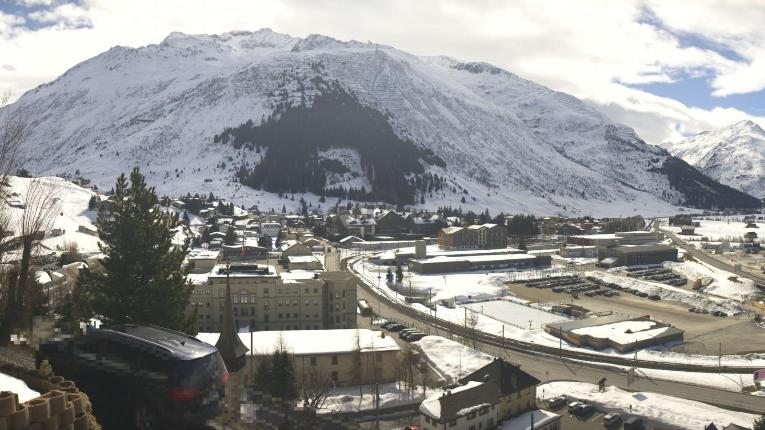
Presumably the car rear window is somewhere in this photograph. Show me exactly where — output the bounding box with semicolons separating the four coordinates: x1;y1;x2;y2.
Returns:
174;352;225;387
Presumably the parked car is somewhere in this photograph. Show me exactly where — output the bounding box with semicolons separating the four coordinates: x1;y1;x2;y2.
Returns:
398;328;419;338
648;294;661;301
36;323;228;430
547;396;567;409
567;401;584;414
404;332;426;342
380;321;397;329
624;417;645;430
579;403;594;415
387;324;405;332
603;412;622;426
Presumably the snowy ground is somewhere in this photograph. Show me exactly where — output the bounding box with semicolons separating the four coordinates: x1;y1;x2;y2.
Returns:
318;382;426;414
664;219;760;242
463;300;569;330
359;257;581;303
0;372;40;401
5;176;101;254
351;256;765;370
664;260;760;301
540;381;756;429
590;270;744;315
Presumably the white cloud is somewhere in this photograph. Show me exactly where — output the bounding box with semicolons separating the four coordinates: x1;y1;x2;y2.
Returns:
0;0;762;146
28;3;91;28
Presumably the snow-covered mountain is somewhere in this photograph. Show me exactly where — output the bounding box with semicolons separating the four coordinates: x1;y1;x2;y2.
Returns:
4;29;759;215
663;120;765;199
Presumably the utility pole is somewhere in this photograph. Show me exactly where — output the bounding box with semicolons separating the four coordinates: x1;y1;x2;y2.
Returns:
719;342;722;367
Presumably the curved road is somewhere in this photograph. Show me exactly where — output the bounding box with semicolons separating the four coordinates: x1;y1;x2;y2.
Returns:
329;251;765;415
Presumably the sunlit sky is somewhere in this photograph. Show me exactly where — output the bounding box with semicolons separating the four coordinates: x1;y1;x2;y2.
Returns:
1;0;763;145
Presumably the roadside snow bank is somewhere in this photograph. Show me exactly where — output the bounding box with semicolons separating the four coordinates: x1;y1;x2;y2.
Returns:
541;381;756;429
664;260;759;301
587;271;743;315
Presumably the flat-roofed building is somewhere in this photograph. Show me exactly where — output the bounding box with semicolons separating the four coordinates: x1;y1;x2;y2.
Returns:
409;253;550;274
602;244;678;266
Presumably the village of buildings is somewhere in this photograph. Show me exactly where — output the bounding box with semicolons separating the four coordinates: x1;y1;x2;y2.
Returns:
6;179;765;430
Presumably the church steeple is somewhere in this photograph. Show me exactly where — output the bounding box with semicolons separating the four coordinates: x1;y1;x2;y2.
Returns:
215;261;249;372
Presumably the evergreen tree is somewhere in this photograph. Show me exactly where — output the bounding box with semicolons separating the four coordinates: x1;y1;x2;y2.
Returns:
182;211;191;226
281;204;286;214
253;349;298;401
87;195;97;211
258;234;272;249
75;168;196;333
224;225;237;246
396;265;404;284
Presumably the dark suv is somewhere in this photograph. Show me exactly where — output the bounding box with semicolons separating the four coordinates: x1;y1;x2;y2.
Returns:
36;323;228;430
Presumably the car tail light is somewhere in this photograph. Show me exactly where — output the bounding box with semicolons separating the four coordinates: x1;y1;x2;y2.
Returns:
221;371;230;385
170;387;199;402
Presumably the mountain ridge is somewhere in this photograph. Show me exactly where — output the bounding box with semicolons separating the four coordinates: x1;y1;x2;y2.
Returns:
663;120;765;198
4;29;759;215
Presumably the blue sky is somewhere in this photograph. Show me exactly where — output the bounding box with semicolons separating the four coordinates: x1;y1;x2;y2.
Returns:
631;78;765;117
0;0;763;145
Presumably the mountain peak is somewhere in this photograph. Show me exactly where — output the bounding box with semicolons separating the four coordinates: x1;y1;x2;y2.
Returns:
731;119;763;133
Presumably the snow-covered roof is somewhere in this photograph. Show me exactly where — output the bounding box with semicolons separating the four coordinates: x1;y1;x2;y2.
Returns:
499;409;559;430
287;255;321;263
196;329;399;356
188;249;221;260
572;320;669;344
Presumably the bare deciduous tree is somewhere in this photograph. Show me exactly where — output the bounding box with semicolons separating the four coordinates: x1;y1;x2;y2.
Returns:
300;366;335;410
0;92;24;201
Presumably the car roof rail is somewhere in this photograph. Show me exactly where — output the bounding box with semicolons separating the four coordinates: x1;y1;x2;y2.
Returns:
99;329;175;356
139;322;200;342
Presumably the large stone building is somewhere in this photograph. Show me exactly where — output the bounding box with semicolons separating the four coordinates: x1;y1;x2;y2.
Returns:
189;264;356;333
437;224;507;250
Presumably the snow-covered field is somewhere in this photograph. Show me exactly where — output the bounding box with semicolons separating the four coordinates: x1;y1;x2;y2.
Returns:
463;300;568;330
540;381;756;429
665;260;760;301
359;257;579;303
5;176;101;254
665;219;760;242
0;372;39;401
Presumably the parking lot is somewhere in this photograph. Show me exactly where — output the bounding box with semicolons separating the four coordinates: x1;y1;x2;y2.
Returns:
506;276;765;355
543;399;665;430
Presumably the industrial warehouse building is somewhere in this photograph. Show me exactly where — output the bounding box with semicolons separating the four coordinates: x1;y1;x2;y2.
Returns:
544;315;684;353
408;253;551;274
599;244;678;267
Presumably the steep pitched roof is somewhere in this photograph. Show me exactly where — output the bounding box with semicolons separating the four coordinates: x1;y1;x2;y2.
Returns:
419;380;500;422
459;358;540;395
